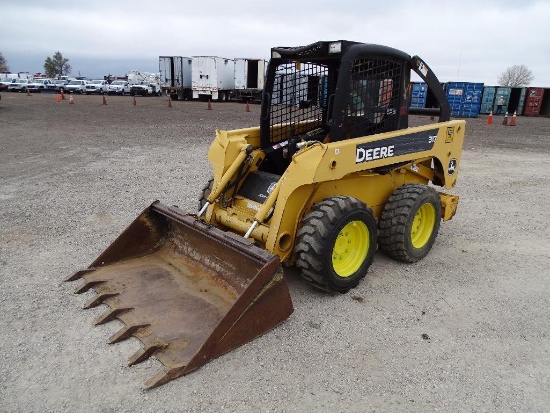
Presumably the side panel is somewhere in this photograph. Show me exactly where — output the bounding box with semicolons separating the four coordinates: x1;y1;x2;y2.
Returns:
217;58;235;90
234;59;247;90
159;56;173;89
265;120;465;259
183;58;192;88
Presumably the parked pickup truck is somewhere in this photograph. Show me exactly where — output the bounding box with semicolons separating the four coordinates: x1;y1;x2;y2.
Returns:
27;78;54;92
85;80;108;94
65;80;88;94
107;80;130;96
130;82;162;96
7;78;31;92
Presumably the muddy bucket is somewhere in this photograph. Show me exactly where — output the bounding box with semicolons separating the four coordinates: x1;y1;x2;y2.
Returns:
67;201;293;388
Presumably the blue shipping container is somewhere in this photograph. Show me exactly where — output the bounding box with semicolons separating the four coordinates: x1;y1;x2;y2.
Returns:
410;82;428;108
445;82;484;118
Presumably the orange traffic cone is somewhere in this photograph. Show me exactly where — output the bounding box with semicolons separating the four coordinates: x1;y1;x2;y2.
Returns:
168;97;172;108
26;89;31;96
102;95;107;105
133;96;137;106
61;89;65;100
486;110;493;125
509;111;517;126
56;93;61;103
69;95;74;104
207;99;212;110
502;111;508;125
246;101;250;112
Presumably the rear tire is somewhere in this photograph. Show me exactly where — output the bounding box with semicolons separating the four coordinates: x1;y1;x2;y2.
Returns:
294;196;378;293
378;184;441;263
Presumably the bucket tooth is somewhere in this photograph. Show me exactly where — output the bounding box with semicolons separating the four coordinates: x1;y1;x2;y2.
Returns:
109;323;150;344
74;279;105;294
144;365;187;390
94;306;133;326
128;342;165;366
65;268;97;282
84;292;119;309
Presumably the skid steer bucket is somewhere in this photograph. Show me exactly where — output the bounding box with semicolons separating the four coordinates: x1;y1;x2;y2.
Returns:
67;201;293;389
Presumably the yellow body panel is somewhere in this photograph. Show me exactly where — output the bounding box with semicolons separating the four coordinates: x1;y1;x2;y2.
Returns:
202;120;465;263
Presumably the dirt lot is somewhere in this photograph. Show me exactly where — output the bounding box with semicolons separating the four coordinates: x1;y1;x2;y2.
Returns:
1;92;549;412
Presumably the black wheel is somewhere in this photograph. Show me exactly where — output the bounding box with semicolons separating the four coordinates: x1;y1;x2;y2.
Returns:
378;184;442;263
294;196;378;293
198;179;214;211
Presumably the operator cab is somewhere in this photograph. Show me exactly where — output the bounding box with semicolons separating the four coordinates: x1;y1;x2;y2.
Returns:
258;40;414;175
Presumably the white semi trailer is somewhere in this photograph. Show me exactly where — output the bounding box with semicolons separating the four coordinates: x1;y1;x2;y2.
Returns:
191;56;234;101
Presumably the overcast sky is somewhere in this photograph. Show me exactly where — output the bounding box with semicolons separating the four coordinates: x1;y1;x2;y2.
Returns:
1;0;549;85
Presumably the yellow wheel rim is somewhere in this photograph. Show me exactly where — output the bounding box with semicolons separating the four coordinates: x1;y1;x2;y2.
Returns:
411;203;436;248
332;220;370;277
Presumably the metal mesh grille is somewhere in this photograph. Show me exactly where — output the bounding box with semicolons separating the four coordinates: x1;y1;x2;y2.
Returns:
269;62;329;143
342;58;402;139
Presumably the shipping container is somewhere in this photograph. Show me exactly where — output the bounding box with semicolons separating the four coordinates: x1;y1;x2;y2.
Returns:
445;82;484;117
232;58;266;102
409;82;428;108
481;86;527;115
523;88;544;116
159;56;192;100
192;56;235;101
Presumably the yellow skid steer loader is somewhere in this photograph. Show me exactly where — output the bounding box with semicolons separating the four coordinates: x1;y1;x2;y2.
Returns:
68;40;465;388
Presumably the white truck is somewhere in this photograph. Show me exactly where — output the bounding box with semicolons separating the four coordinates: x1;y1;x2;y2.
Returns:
107;80;131;96
85;79;109;94
159;56;192;100
127;70;162;96
191;56;234;101
231;58;266;102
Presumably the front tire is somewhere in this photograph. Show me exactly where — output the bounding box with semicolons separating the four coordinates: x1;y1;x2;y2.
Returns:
294;196;378;293
378;184;441;263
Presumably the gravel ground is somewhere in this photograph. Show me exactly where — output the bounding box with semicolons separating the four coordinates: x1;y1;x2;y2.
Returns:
1;92;549;412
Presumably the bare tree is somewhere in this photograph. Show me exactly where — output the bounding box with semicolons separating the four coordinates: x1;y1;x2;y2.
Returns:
0;52;9;72
497;65;534;87
44;51;71;78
